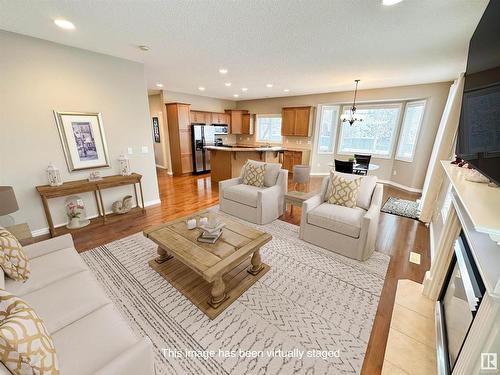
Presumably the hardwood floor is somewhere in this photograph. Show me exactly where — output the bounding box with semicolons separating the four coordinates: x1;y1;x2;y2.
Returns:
36;169;430;375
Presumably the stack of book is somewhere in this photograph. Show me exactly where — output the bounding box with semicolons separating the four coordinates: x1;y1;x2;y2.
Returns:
197;222;225;244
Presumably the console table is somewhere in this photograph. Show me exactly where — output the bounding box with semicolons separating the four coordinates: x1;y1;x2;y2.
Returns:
36;173;145;237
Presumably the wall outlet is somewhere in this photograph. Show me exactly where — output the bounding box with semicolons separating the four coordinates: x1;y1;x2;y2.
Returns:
393;170;397;176
127;147;133;155
141;146;149;154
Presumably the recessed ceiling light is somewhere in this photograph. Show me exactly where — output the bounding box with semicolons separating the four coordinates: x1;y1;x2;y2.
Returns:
54;19;75;30
156;83;164;88
198;86;205;91
382;0;403;5
219;68;228;74
233;94;239;98
241;88;248;92
138;45;150;51
266;83;273;88
225;82;232;87
283;89;290;92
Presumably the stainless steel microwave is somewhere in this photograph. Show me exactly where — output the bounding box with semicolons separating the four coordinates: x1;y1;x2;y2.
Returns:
214;125;228;135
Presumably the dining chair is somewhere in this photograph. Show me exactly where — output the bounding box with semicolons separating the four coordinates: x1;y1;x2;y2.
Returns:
334;159;354;174
354;154;371;175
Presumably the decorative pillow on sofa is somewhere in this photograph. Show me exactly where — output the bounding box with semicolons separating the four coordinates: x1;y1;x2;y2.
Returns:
0;289;60;375
325;173;362;208
242;162;266;187
0;227;30;281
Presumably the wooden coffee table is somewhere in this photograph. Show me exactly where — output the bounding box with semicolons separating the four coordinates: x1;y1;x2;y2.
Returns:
144;210;271;319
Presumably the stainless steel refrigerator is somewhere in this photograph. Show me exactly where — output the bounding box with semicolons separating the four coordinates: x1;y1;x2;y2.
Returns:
192;124;215;174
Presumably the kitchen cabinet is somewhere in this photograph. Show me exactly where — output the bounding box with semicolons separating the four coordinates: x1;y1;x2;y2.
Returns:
281;106;312;136
225;110;250;135
190;111;211;124
167;103;193;175
211;112;230;125
241;113;253;135
282;150;310;172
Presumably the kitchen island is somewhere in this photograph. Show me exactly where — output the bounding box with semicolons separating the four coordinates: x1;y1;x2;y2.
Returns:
205;145;285;184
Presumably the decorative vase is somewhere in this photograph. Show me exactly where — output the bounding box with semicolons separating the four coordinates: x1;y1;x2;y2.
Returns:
47;163;63;186
67;217;81;229
118;154;131;176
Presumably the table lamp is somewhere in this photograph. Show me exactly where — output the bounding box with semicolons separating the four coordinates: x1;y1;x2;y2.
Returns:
0;186;19;227
293;165;311;192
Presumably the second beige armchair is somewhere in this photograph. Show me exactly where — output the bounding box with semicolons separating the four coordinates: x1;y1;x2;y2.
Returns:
299;172;383;261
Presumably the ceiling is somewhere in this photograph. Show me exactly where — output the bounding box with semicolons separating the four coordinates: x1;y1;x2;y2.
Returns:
0;0;489;100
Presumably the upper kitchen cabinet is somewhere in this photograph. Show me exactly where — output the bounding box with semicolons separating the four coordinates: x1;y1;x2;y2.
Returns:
167;103;193;175
281;106;312;136
190;110;211;124
241;113;253;135
211;112;230;125
225;110;250;134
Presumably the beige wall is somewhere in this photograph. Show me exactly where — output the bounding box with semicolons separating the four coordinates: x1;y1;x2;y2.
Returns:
163;90;236;112
236;82;452;190
0;31;160;235
148;94;170;169
162;90;238;144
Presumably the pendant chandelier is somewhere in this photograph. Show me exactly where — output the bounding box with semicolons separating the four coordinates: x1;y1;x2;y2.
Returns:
341;79;364;126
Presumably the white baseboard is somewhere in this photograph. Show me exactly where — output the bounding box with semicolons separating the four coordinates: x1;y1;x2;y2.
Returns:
31;198;162;237
167;171;173;176
155;164;168;170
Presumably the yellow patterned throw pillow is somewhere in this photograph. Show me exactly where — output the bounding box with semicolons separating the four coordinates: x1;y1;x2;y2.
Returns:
326;173;362;208
0;227;30;281
243;162;266;187
0;289;60;375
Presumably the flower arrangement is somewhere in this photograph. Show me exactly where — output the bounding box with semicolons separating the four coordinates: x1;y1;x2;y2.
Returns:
66;201;84;219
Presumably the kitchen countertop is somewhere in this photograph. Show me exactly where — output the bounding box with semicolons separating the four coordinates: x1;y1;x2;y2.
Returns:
205;145;286;152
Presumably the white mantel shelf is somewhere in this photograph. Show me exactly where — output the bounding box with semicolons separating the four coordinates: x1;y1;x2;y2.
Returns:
441;161;500;240
441;160;500;297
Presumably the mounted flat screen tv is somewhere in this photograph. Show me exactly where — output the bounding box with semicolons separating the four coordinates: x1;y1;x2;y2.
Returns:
456;0;500;185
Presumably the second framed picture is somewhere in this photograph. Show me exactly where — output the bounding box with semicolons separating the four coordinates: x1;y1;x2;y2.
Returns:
54;111;110;171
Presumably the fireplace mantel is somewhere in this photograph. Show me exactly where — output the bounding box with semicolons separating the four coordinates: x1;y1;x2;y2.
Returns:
442;161;500;244
423;161;500;375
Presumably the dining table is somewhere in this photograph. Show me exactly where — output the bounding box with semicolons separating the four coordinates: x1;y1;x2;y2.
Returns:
327;161;380;172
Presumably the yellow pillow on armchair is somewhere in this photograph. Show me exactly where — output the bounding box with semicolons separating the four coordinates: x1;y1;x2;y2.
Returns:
325;173;362;208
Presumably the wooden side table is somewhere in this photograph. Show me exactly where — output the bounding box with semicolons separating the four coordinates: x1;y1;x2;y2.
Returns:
284;190;317;216
6;223;34;246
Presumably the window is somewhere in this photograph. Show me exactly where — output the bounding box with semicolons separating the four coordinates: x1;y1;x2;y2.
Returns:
256;114;282;143
338;103;401;157
396;100;426;161
317;105;339;154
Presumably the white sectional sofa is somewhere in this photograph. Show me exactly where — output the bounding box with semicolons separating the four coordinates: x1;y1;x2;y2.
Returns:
0;234;154;375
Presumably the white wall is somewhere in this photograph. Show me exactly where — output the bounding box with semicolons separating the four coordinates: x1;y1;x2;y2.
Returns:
0;31;160;235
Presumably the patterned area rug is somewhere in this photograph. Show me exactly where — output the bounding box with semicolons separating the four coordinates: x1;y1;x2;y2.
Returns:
81;209;389;375
381;197;420;220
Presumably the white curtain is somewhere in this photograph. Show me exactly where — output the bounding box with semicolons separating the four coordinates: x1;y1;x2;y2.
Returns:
419;74;465;222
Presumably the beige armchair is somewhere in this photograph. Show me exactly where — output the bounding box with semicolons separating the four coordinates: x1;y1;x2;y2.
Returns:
219;161;288;225
299;172;383;261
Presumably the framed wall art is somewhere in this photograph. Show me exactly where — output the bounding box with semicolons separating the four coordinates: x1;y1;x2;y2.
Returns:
54;111;110;171
152;116;160;143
